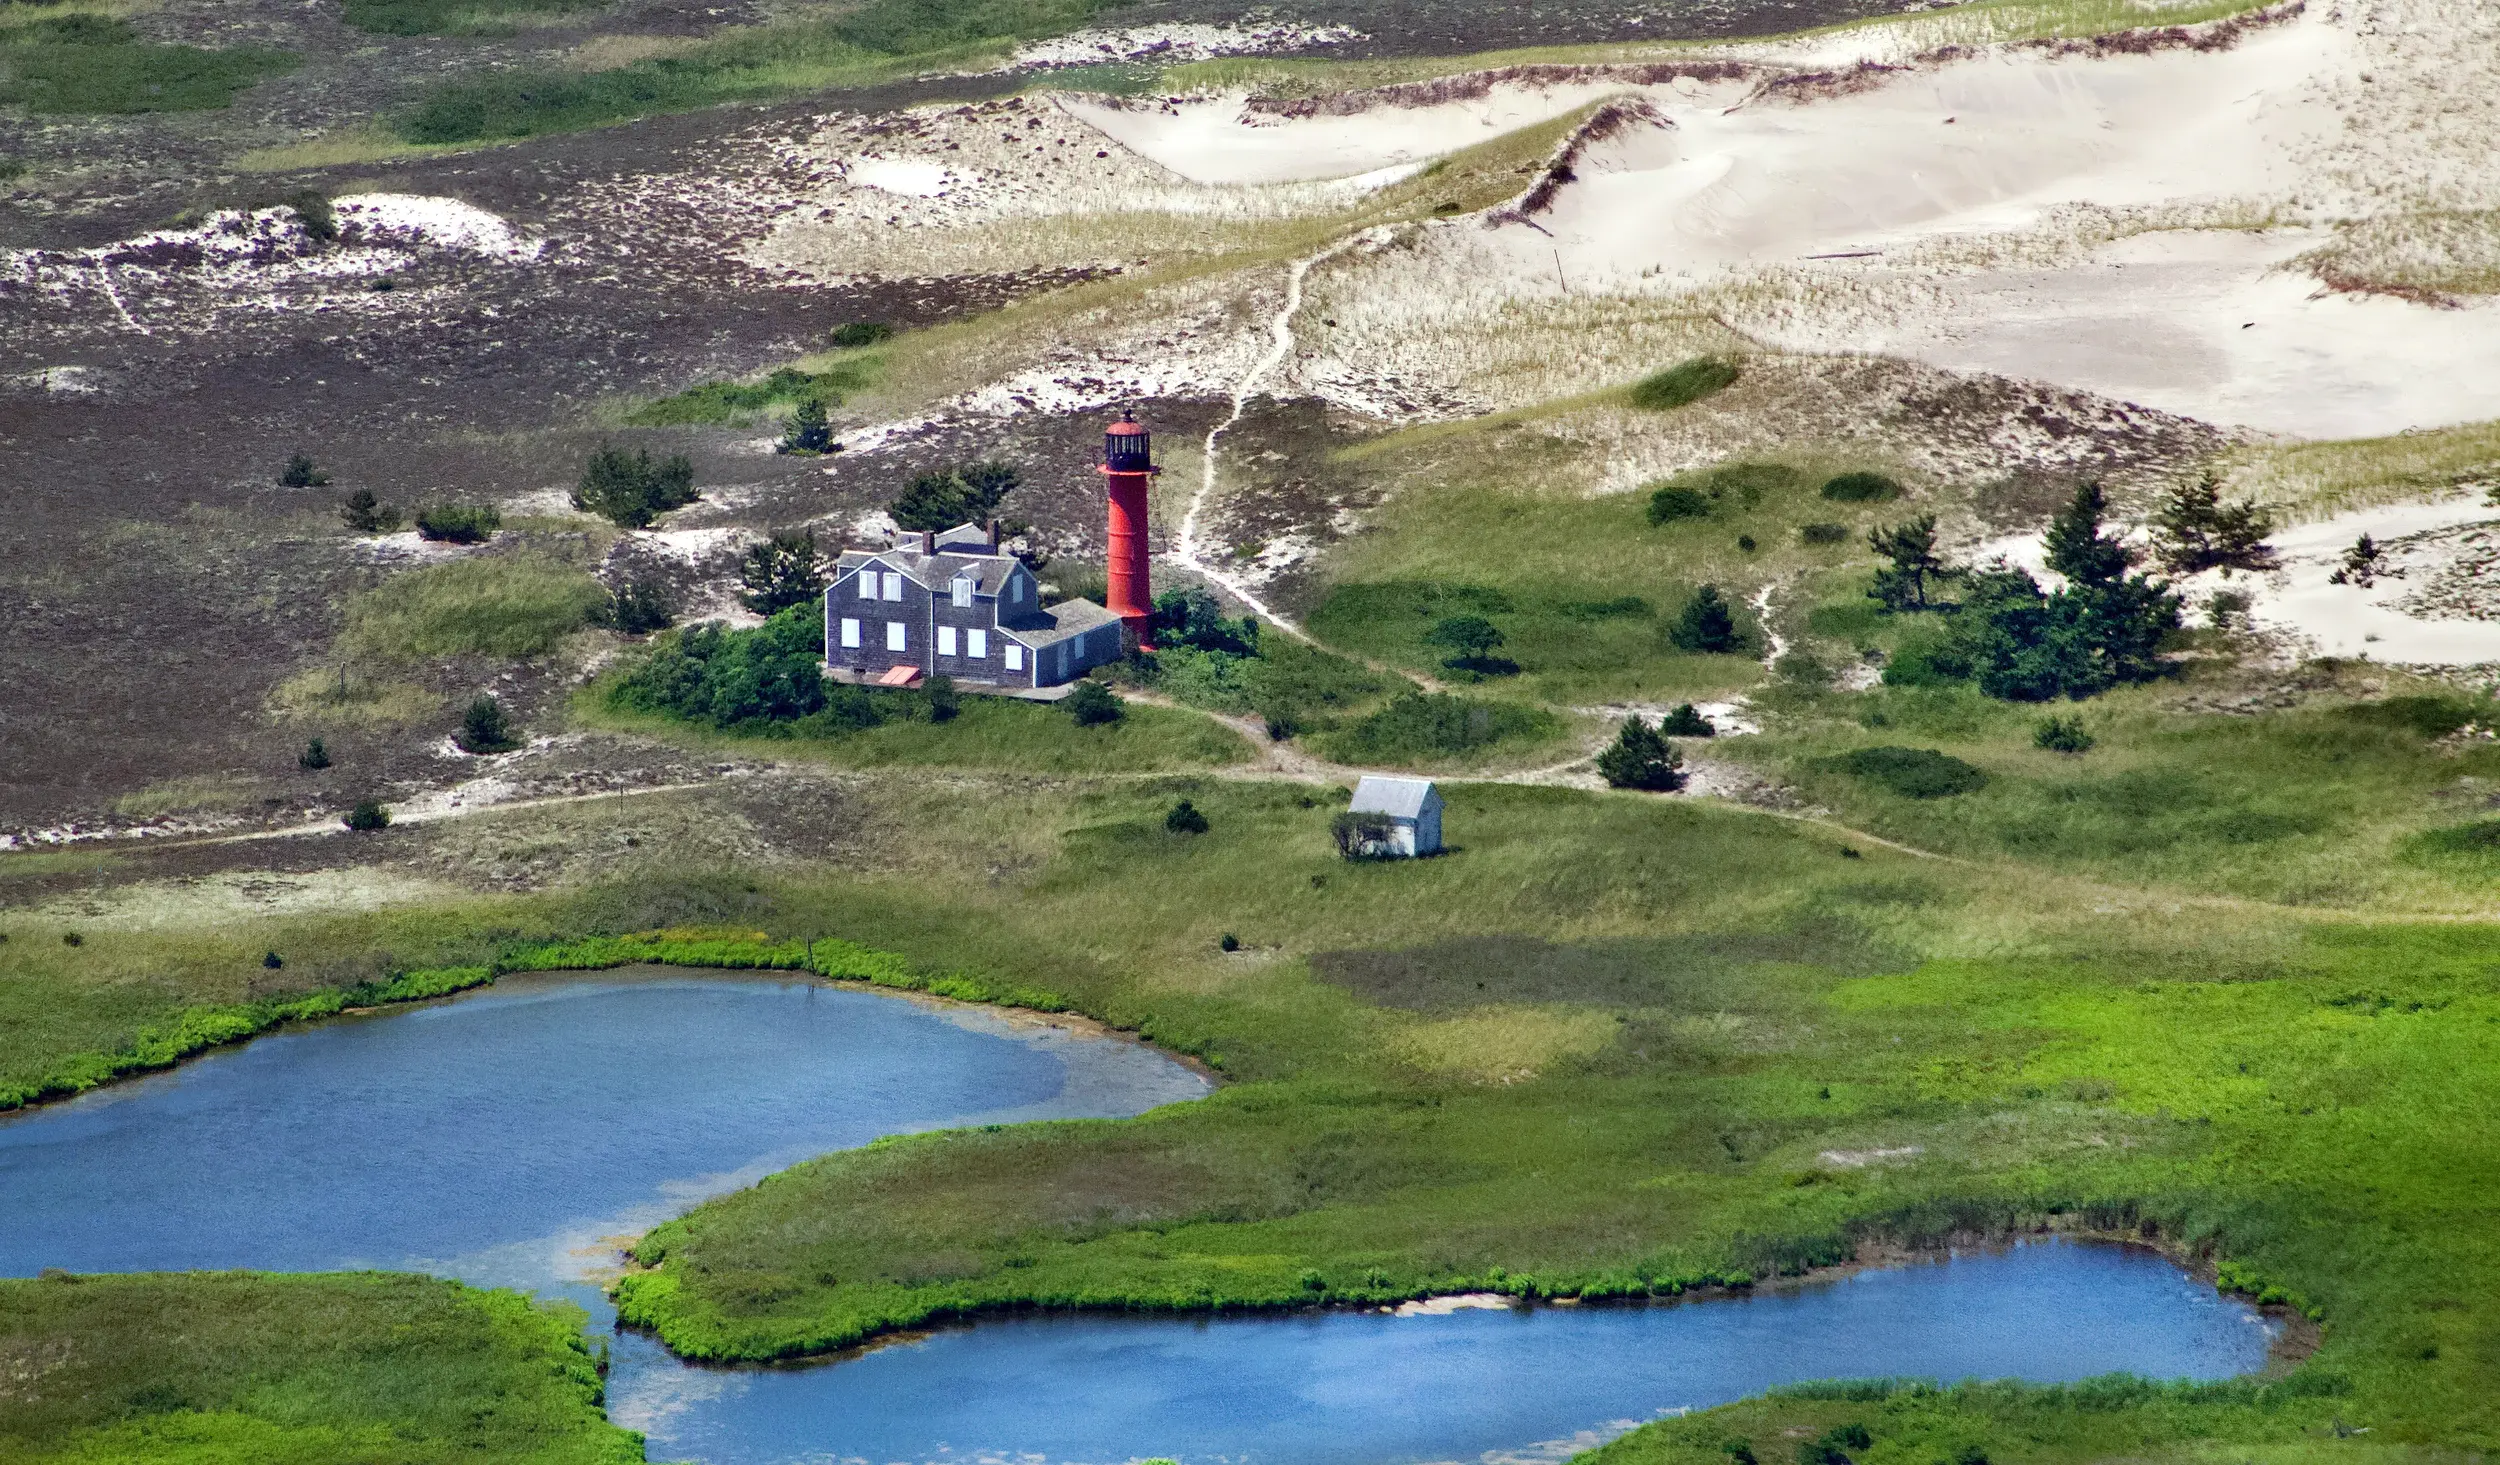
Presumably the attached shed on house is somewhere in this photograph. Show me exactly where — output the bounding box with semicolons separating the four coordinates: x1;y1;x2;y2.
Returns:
1347;776;1444;858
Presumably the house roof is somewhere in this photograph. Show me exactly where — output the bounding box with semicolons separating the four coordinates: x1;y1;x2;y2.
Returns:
838;543;1024;597
1349;776;1440;820
1010;597;1120;648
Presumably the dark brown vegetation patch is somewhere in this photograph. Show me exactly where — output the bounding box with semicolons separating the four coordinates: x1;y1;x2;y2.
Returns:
1309;924;1902;1012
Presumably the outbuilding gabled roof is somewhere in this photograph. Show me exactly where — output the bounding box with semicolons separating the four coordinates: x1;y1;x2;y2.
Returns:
1349;776;1440;820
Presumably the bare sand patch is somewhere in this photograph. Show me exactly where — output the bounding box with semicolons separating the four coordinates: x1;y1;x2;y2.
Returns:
1058;83;1620;186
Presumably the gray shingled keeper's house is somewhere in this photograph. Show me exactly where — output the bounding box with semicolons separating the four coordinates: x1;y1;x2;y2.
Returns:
823;523;1123;690
1347;776;1444;857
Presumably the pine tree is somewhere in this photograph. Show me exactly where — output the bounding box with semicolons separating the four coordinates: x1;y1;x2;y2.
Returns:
738;530;827;615
2043;481;2133;588
1669;585;1742;654
455;695;518;755
778;396;833;455
2154;472;2278;575
574;444;699;528
1866;514;1957;612
1597;716;1686;790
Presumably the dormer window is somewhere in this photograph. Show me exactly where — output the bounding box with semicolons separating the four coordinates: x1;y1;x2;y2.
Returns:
951;575;974;608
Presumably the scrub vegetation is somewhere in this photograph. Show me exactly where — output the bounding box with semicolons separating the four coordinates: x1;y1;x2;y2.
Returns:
389;0;1122;144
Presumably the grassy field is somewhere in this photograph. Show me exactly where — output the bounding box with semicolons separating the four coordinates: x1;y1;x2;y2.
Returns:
1298;412;1920;705
6;758;2500;1453
0;1271;640;1464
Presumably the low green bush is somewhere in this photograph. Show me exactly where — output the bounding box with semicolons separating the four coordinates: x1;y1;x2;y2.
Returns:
1800;522;1849;544
830;321;895;348
1647;461;1803;520
1628;356;1740;411
1646;485;1712;523
1067;680;1124;726
412;502;501;544
2033;715;2095;754
1660;704;1715;737
343;798;391;831
1819;745;1988;799
1820;471;1903;503
574;444;697;528
609;605;841;731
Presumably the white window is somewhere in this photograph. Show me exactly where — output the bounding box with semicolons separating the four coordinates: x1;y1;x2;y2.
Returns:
967;629;987;660
951;576;973;608
855;569;876;599
937;626;958;657
885;620;907;652
881;571;903;601
1005;643;1024;672
839;617;860;649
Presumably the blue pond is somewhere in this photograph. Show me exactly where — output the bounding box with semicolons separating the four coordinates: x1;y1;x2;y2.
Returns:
0;970;2276;1465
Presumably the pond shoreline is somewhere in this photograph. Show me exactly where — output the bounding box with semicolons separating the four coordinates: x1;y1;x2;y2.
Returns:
0;936;1221;1117
612;1227;2316;1378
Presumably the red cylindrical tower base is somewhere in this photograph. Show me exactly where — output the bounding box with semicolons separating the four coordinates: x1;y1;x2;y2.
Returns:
1103;467;1154;649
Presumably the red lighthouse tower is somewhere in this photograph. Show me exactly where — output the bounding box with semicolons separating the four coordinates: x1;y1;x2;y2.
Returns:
1099;409;1158;650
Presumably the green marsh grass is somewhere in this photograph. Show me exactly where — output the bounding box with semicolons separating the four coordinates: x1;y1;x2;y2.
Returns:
0;1272;639;1464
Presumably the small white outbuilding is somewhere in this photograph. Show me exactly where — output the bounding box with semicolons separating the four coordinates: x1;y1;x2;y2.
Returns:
1347;776;1444;858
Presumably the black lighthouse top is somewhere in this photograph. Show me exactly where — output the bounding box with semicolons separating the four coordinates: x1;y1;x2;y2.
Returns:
1104;409;1151;474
